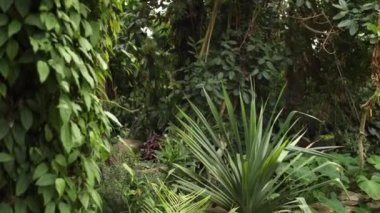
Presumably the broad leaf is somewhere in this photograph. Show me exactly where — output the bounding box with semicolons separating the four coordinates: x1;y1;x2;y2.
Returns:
8;20;21;37
58;202;70;213
55;178;66;197
33;163;49;180
357;175;380;200
20;106;33;130
368;155;380;170
16;173;31;196
15;0;30;17
0;0;13;12
0;152;13;162
6;39;19;60
36;174;56;186
45;202;55;213
338;19;353;28
37;60;50;83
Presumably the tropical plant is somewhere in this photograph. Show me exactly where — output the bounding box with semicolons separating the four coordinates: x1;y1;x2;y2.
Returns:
0;0;121;211
143;180;210;213
174;87;341;213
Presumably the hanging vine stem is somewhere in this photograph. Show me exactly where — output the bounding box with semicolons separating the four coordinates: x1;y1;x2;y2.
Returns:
357;1;380;171
200;0;221;62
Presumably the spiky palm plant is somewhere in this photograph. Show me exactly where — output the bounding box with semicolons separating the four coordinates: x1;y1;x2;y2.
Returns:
174;87;341;213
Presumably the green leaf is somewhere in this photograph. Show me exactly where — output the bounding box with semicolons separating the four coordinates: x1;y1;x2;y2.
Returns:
20;106;33;130
0;28;8;47
333;11;348;20
296;0;304;7
82;20;93;37
35;173;56;186
41;13;59;31
8;20;21;37
338;19;353;28
79;192;90;209
6;39;19;60
357;175;380;200
54;154;67;167
12;124;25;145
14;199;27;213
0;152;13;162
58;96;72;125
349;21;358;36
0;59;9;78
0;84;6;97
15;0;30;17
0;203;13;213
339;0;348;10
58;202;70;213
96;53;108;70
368;155;380;170
44;125;53;141
105;111;122;127
78;37;92;51
16;174;31;196
25;14;43;29
317;194;346;213
0;0;13;12
55;178;66;197
68;150;79;164
37;60;50;83
0;14;8;26
25;195;41;212
40;187;54;205
60;124;72;153
33;163;49;180
305;0;311;8
0;83;7;97
79;65;94;88
71;122;83;145
45;202;55;213
89;188;102;208
0;118;9;140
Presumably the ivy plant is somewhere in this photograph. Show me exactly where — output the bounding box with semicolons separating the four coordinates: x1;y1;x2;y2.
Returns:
0;0;121;212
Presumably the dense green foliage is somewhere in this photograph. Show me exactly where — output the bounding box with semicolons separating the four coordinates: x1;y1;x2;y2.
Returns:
97;0;380;212
0;0;121;212
3;0;380;212
109;0;377;147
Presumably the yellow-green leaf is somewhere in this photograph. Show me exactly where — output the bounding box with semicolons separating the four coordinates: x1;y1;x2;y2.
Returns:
37;60;50;83
55;178;66;197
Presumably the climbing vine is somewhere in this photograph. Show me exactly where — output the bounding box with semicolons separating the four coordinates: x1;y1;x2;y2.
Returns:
0;0;121;212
